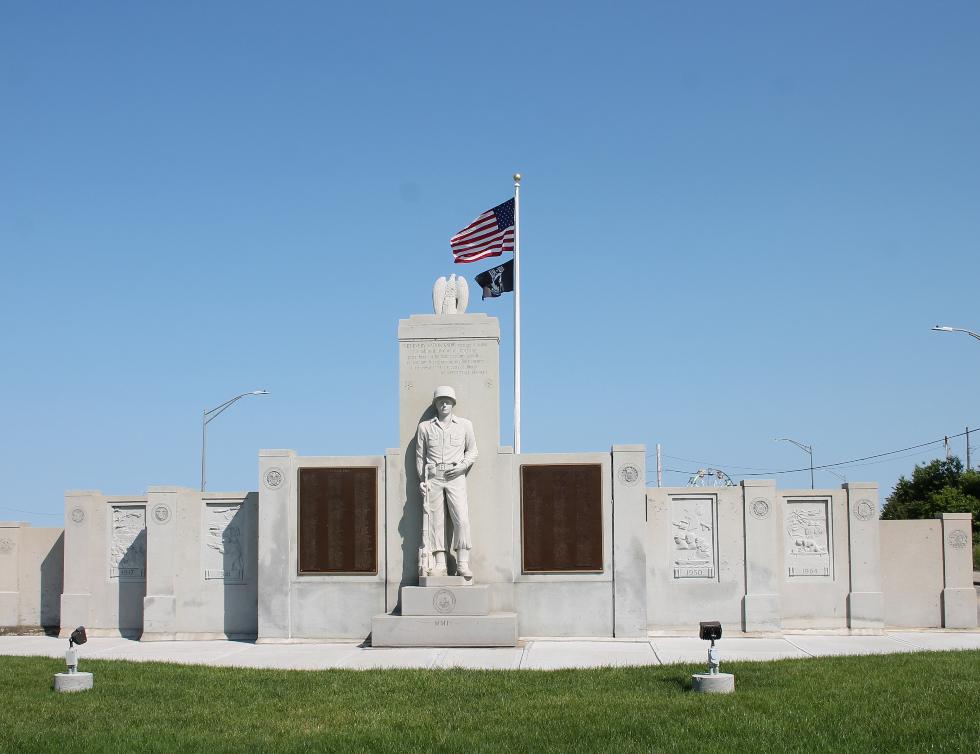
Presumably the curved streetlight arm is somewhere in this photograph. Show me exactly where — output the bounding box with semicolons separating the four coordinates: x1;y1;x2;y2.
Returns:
201;390;269;491
774;437;812;454
204;391;269;426
774;437;814;489
932;325;980;342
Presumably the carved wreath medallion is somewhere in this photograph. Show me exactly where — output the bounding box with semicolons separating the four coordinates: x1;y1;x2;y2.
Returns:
152;504;172;524
432;588;456;615
617;464;640;486
70;508;86;524
947;530;969;549
853;499;875;522
0;538;14;555
750;499;771;520
264;467;285;490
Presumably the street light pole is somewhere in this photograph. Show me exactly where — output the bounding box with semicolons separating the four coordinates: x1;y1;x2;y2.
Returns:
775;437;814;489
201;390;269;492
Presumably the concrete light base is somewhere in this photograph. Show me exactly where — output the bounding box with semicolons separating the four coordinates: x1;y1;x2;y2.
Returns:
692;673;735;694
54;672;93;693
371;612;517;647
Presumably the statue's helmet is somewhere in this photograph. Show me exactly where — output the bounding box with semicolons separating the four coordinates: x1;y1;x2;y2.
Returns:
433;386;457;404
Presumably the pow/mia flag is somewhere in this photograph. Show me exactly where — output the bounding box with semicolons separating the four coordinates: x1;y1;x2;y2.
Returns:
473;259;514;300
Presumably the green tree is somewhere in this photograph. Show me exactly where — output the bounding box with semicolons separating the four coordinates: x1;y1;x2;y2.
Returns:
882;457;980;567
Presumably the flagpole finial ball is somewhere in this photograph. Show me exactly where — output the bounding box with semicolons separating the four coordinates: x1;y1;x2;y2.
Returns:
513;173;521;183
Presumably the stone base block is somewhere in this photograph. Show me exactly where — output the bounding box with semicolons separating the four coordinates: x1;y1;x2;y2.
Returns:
419;575;471;587
743;593;781;632
371;612;518;647
692;673;735;694
0;592;17;627
847;591;884;629
942;588;979;628
402;586;489;616
142;595;177;635
54;672;93;693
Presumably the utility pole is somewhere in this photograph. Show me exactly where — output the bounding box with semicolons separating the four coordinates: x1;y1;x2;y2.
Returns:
967;427;971;470
656;444;663;487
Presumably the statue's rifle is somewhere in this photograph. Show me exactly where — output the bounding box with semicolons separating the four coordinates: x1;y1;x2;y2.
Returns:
418;464;433;578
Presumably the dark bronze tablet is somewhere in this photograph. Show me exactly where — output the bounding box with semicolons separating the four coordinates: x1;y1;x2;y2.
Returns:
521;464;603;572
298;467;377;574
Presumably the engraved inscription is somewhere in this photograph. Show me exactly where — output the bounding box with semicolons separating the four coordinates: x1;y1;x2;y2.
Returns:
298;467;377;574
70;508;86;524
671;497;716;579
785;500;831;579
750;499;770;520
403;340;491;378
110;506;146;580
204;504;245;582
0;538;14;555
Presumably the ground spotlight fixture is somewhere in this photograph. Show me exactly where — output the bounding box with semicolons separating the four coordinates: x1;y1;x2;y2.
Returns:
699;621;722;674
66;626;87;674
69;626;87;649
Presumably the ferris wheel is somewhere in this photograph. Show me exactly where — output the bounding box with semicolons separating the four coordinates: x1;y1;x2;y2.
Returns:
687;468;737;487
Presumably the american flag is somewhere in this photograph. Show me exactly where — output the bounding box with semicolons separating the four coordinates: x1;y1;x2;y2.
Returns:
450;198;515;263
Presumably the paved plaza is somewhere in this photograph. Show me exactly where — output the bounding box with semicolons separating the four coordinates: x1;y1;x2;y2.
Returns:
2;631;978;671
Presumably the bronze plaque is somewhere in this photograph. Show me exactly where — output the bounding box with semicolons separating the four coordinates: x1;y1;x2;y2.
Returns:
521;464;603;572
298;467;377;574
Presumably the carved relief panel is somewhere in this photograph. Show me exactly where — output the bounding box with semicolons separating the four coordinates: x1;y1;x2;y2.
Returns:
109;505;146;580
784;499;832;578
203;504;246;583
669;496;717;579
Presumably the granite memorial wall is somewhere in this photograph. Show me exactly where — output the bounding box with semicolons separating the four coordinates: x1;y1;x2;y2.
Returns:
1;308;974;641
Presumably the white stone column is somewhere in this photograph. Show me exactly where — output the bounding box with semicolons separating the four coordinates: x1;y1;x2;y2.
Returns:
741;480;782;632
940;512;976;628
844;483;883;630
60;491;99;636
257;449;294;640
0;522;22;627
396;314;509;595
384;448;404;611
142;487;179;639
611;444;648;637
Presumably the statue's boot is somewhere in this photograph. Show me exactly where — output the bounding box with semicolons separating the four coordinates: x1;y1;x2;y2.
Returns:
456;549;472;578
431;551;448;576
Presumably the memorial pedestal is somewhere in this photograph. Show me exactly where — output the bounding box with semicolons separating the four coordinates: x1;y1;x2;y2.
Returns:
372;581;517;647
371;612;518;647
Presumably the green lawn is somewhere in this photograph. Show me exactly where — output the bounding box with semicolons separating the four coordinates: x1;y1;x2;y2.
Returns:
2;651;979;753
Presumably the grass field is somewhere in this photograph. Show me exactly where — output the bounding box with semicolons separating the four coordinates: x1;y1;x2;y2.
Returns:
2;651;979;753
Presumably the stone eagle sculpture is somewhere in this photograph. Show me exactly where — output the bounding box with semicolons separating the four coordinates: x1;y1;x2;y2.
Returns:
432;274;469;315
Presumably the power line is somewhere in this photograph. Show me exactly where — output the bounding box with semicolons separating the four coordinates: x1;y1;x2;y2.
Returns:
645;426;973;479
0;507;61;517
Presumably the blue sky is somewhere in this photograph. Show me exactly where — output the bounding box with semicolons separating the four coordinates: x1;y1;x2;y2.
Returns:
2;2;979;525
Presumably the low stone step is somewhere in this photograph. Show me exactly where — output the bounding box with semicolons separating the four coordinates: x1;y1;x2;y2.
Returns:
371;612;518;647
402;585;489;616
419;575;472;587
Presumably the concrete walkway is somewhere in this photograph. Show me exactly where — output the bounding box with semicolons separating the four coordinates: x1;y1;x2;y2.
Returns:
2;632;979;671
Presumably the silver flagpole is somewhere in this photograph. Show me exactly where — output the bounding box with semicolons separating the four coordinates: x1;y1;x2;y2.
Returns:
513;172;522;454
